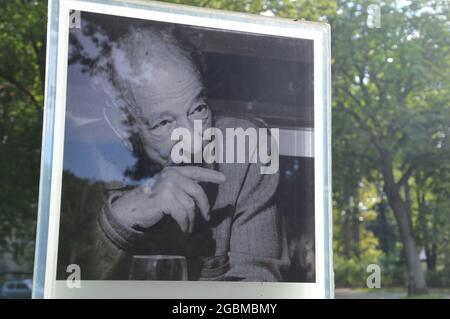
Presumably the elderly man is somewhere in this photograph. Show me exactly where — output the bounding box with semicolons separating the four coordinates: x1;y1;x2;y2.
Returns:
67;26;285;282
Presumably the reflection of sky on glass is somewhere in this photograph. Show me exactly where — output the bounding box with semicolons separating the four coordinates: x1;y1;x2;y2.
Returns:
283;158;300;178
63;61;135;183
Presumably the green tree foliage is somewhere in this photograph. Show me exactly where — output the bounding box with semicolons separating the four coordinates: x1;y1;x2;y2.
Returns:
332;0;450;294
0;0;46;263
333;180;383;287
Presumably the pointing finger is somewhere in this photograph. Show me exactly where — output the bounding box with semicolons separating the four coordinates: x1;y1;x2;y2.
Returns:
175;166;226;184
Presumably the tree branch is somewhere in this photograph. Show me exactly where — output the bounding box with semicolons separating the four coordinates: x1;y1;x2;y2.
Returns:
31;40;46;97
0;72;41;112
336;65;384;132
397;165;414;188
335;101;384;154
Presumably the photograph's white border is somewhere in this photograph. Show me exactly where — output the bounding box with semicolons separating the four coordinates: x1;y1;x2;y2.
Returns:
33;0;332;299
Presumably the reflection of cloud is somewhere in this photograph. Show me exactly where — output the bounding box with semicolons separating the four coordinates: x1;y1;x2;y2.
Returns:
63;140;134;183
65;63;122;144
64;58;137;182
66;110;101;127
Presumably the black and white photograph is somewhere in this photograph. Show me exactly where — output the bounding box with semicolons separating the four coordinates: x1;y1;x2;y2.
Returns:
56;10;316;283
30;0;332;299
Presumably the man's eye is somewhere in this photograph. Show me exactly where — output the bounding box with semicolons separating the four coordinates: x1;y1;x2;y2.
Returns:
151;119;171;129
192;104;208;114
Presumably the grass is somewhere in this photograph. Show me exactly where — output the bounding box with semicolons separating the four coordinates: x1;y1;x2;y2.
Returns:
353;287;405;293
403;294;445;299
336;287;450;299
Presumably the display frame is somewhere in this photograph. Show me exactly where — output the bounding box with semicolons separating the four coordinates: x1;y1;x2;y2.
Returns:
33;0;332;299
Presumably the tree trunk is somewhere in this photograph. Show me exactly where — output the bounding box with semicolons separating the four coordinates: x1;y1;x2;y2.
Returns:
426;243;437;271
352;207;360;258
417;190;437;272
381;155;428;295
343;208;351;259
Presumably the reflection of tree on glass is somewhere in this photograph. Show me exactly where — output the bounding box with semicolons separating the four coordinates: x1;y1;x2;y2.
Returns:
59;18;287;282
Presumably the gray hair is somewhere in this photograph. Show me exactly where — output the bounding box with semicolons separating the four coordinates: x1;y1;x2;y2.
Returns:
107;26;204;123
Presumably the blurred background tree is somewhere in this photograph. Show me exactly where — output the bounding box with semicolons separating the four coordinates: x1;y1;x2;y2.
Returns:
0;0;449;296
0;0;46;272
332;0;450;295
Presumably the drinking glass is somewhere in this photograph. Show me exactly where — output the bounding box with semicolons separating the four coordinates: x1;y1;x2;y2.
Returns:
129;255;188;280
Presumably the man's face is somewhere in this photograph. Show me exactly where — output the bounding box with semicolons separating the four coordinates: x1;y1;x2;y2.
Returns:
131;56;212;167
